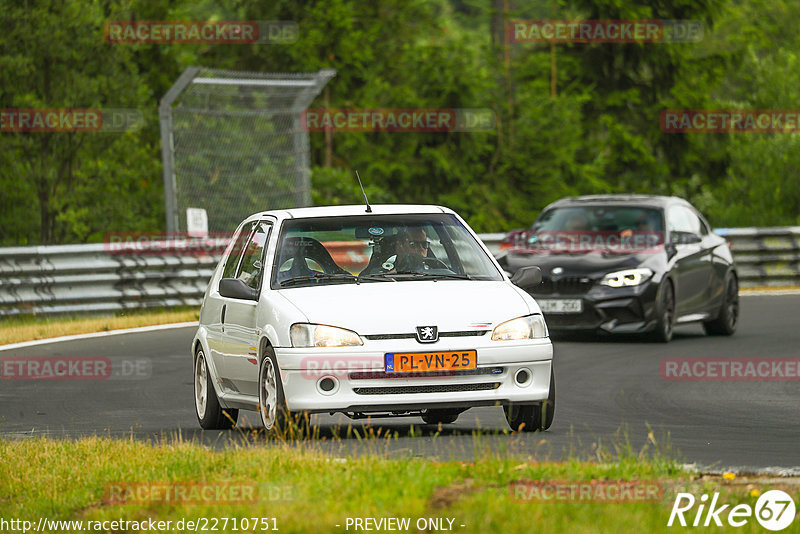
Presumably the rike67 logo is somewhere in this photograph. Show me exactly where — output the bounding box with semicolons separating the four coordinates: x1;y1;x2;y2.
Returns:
668;490;796;531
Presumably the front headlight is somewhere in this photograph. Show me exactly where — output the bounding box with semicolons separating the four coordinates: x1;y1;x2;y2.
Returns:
599;268;654;288
491;315;548;341
290;324;363;347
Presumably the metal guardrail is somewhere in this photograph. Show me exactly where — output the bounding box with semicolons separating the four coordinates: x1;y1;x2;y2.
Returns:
1;227;798;316
714;227;800;288
0;243;217;317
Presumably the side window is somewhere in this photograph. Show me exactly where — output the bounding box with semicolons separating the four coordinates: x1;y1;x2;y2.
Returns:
693;210;710;235
221;223;253;279
236;222;272;290
667;206;693;234
681;207;703;236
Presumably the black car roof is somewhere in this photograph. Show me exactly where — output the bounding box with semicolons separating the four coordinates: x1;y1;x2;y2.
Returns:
545;194;688;210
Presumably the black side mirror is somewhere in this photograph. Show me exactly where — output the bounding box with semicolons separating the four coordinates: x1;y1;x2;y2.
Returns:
510;266;542;288
219;278;259;300
665;242;678;260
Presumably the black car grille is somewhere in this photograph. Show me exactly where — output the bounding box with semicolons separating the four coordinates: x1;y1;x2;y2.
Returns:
531;276;594;295
364;330;488;341
543;307;603;328
353;382;501;395
349;367;504;380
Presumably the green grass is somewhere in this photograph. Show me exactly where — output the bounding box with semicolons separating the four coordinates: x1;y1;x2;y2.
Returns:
1;435;796;533
0;307;199;345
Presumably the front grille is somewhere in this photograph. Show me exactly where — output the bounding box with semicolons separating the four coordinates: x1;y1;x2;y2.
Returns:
364;333;416;341
349;367;504;380
364;330;488;341
353;382;501;395
532;276;594;296
544;307;604;327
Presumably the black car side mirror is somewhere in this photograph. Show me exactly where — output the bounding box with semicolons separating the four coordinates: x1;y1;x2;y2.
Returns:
219;278;259;300
510;266;542;288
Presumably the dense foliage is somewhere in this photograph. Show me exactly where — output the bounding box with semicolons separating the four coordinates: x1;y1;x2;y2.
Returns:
1;0;798;245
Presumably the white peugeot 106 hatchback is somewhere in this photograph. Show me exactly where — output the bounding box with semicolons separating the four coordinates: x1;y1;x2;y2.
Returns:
192;204;554;433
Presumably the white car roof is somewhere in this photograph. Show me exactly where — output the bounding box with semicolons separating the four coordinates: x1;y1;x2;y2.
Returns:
248;204;454;222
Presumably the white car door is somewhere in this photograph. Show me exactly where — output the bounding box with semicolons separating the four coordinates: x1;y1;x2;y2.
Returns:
219;220;272;396
204;222;253;391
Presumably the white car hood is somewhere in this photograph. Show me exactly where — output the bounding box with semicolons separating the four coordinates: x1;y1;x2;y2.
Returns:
278;280;530;335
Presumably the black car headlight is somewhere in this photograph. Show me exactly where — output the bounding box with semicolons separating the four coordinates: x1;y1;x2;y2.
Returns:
599;268;654;288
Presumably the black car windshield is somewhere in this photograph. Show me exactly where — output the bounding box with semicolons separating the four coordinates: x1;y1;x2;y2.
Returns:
526;206;665;253
271;213;503;288
534;206;664;232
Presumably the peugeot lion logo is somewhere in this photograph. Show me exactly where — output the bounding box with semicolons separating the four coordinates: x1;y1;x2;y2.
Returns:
416;326;438;343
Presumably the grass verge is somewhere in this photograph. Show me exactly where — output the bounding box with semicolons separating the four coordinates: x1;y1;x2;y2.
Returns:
1;437;796;533
0;307;199;345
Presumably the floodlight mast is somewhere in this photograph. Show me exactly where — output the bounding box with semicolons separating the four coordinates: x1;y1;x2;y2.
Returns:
355;170;372;213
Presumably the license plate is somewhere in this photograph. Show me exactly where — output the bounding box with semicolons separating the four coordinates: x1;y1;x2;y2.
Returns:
385;350;477;373
538;298;583;314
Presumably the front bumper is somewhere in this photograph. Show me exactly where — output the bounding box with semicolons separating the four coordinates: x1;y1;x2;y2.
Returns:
275;337;552;413
531;280;661;333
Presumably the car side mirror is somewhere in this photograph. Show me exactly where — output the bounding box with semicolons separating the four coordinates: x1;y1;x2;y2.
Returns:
670;231;701;245
219;278;259;301
510;266;542;288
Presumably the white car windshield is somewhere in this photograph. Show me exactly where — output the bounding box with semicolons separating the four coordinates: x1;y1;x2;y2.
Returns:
271;213;503;288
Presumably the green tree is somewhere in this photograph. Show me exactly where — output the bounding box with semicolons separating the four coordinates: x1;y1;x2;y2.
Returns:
0;0;161;245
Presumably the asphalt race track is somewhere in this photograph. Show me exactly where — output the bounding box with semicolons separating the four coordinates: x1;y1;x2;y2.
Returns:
1;294;798;471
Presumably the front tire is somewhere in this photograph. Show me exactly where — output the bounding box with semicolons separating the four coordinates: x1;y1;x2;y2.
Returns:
504;368;555;432
194;349;238;429
258;345;310;434
703;274;738;336
650;279;675;343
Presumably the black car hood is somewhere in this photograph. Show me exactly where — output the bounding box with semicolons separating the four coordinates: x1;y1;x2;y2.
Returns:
502;249;661;278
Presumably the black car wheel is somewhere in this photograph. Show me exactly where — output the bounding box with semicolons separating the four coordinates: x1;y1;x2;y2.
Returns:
504;368;555;432
703;274;738;336
650;279;675;343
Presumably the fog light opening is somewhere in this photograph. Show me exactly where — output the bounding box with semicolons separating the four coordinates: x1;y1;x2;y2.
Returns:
514;368;531;386
318;376;338;394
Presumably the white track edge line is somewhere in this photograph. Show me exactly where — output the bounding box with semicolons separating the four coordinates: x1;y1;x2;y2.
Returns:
740;289;800;296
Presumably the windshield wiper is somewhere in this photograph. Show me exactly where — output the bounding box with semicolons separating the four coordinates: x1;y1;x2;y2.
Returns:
355;273;397;282
279;272;357;287
389;271;472;280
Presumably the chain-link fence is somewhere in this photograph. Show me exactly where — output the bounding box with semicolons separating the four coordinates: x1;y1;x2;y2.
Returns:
159;67;336;233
